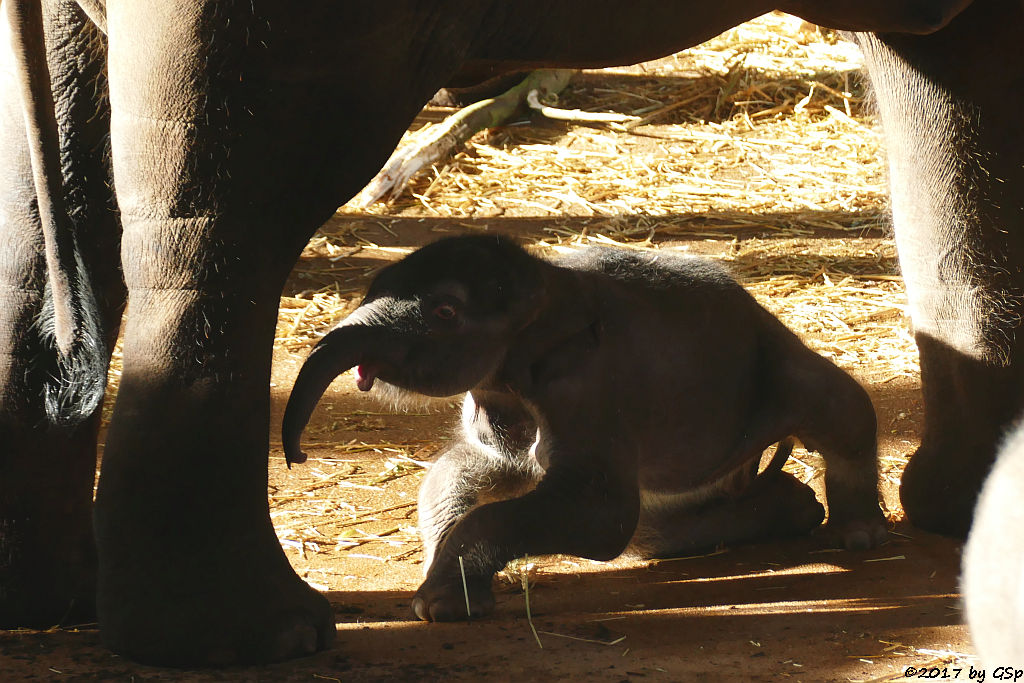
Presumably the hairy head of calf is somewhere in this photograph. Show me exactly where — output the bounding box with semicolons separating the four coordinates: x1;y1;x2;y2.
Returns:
282;235;547;465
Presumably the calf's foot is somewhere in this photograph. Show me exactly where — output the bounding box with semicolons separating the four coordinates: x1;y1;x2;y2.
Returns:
412;572;495;622
634;471;825;560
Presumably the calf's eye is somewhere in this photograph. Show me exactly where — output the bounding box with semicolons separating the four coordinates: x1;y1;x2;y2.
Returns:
433;303;458;320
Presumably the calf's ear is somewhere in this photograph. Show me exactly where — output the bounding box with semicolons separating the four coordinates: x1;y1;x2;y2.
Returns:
499;307;601;393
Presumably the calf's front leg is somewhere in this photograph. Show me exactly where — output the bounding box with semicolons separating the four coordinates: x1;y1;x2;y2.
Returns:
413;452;640;621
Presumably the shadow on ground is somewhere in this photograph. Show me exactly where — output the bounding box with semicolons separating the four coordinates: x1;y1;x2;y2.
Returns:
2;523;963;681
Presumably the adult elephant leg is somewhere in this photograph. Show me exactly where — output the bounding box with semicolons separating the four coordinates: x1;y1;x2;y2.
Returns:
96;283;335;665
93;1;468;666
0;3;121;626
95;15;327;668
857;3;1024;536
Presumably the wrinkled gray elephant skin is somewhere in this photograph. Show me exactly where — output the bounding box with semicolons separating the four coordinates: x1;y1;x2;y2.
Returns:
0;0;995;667
284;236;887;622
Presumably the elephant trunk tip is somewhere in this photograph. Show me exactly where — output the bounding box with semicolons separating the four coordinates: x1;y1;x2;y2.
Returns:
283;407;312;468
281;324;373;469
285;448;308;469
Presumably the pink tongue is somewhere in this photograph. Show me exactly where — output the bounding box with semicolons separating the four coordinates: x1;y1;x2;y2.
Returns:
355;365;377;392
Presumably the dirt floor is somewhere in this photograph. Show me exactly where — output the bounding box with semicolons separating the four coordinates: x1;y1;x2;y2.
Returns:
1;14;981;683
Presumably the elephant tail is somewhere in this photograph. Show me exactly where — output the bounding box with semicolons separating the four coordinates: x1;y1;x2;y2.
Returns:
6;0;106;425
760;437;795;479
282;325;374;468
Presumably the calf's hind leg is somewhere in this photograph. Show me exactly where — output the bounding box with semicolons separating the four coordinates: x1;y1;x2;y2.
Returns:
779;353;886;550
635;469;825;558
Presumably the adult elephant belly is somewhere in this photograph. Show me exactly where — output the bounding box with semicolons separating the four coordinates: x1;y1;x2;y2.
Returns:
855;0;1024;536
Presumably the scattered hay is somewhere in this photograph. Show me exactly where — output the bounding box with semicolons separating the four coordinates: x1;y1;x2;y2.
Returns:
347;14;877;222
268;445;428;567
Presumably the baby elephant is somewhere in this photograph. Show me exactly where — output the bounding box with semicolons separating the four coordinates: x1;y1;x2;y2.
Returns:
283;235;886;622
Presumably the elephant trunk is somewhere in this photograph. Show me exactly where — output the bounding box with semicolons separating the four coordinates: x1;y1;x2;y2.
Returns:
282;323;380;467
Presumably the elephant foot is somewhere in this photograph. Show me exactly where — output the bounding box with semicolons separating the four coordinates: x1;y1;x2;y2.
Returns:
818;470;888;550
898;334;1024;538
0;424;99;628
820;488;888;551
412;572;495;622
821;515;889;551
0;517;96;628
749;470;828;539
92;294;338;665
899;440;985;538
636;470;826;560
99;559;335;666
